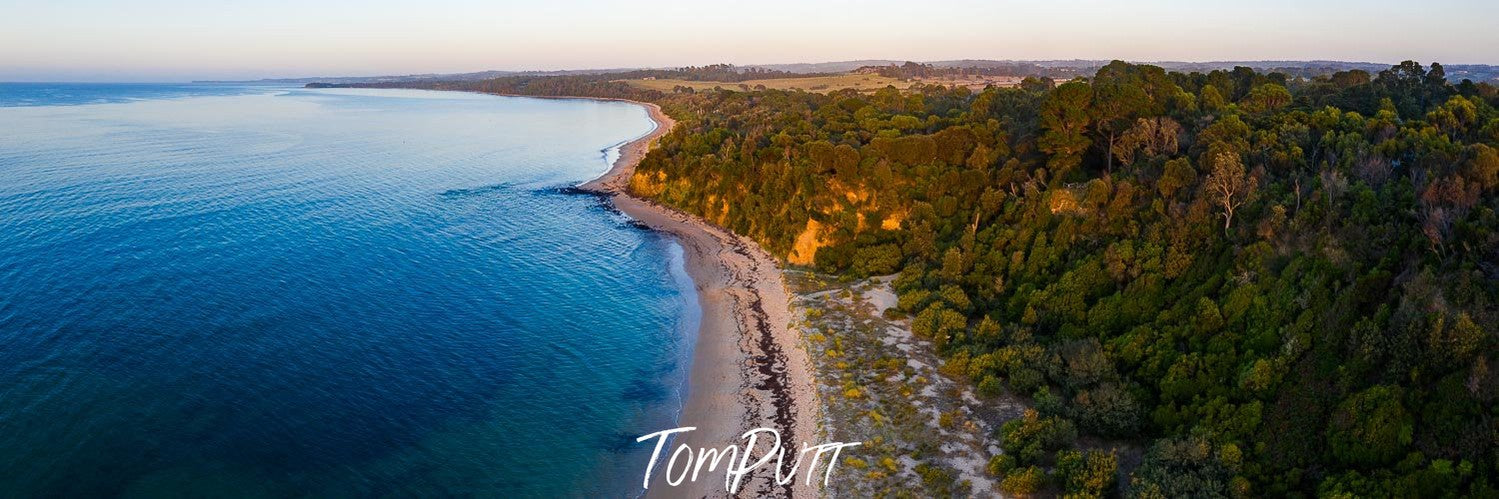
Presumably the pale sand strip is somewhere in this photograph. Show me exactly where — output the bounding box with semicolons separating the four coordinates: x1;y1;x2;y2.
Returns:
579;101;822;498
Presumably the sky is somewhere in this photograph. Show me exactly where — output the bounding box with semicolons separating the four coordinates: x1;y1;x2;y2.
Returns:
2;0;1496;82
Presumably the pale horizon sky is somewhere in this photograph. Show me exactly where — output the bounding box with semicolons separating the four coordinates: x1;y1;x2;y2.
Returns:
3;0;1497;82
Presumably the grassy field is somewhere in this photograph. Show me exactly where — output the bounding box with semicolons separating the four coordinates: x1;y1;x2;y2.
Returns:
620;74;907;93
911;75;1026;90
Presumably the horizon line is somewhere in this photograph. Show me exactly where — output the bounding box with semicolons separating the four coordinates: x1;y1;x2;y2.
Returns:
7;57;1499;85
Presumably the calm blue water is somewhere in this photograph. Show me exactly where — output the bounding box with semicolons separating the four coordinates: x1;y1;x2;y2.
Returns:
0;84;696;496
0;82;268;107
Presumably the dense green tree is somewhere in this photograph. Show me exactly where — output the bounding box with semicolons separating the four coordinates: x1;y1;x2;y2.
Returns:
1056;449;1119;498
1327;386;1414;466
1091;61;1156;173
1039;81;1095;181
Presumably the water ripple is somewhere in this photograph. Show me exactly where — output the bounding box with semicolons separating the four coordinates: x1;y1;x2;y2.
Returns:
0;85;684;497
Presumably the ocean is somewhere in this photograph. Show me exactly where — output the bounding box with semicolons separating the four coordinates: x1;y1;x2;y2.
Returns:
0;83;695;496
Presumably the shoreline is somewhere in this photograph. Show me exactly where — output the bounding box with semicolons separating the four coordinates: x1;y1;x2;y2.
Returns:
578;101;822;498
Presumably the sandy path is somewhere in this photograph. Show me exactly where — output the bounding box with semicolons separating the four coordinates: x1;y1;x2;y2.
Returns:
578;102;822;498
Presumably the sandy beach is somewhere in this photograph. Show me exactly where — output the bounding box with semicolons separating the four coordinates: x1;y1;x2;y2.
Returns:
579;102;823;498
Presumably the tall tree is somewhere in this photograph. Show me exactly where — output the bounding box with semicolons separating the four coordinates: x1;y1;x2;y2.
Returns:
1244;83;1292;113
1091;61;1152;174
1205;150;1254;234
1038;81;1094;181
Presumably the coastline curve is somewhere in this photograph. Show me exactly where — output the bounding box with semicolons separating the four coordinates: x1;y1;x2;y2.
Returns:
579;99;822;498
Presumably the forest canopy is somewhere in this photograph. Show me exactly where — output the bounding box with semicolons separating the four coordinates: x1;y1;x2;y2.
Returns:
333;61;1499;496
637;61;1499;497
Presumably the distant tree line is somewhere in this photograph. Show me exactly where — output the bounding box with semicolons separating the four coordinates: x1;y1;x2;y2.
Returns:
307;64;826;98
857;60;1070;79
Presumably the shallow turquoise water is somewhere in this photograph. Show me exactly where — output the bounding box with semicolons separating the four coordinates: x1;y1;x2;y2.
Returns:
0;84;694;496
